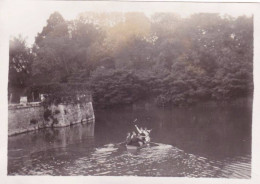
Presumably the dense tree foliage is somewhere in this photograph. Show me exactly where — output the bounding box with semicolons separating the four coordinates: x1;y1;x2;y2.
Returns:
9;35;34;102
9;12;253;107
90;68;147;107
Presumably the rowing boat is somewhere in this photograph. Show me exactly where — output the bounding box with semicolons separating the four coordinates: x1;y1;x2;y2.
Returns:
125;136;150;150
126;143;148;150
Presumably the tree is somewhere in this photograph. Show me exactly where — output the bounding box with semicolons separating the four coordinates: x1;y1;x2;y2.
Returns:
68;18;106;75
106;12;151;55
90;68;147;108
9;35;34;102
32;12;107;84
32;12;71;83
27;11;253;107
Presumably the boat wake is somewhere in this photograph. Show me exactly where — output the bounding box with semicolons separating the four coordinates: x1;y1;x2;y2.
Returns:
9;142;251;178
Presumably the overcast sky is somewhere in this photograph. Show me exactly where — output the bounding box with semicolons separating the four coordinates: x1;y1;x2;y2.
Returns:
5;0;255;46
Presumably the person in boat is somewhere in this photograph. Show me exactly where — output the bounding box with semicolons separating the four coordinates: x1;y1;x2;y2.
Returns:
134;125;145;140
143;127;151;136
126;132;131;144
135;125;145;134
135;125;151;143
130;131;137;139
128;131;145;146
129;131;138;144
135;134;145;146
135;125;150;136
139;132;147;142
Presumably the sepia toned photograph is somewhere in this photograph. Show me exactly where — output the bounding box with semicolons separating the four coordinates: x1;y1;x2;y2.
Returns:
2;0;257;180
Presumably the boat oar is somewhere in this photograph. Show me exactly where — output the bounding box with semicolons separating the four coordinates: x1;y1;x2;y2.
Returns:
133;118;138;123
116;141;126;146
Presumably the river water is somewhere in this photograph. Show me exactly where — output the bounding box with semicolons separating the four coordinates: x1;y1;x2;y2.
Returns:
8;101;252;178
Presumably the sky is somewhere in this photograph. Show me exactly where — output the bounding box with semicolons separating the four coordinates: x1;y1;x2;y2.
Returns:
4;0;256;46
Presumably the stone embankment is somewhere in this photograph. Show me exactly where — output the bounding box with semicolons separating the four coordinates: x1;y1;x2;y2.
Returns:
8;102;95;136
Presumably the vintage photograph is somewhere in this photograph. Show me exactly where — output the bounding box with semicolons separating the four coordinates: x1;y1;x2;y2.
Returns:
6;0;254;178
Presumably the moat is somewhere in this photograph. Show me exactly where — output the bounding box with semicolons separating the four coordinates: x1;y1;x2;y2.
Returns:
8;102;251;177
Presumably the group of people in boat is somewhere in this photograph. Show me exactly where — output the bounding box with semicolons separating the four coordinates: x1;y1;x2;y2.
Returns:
126;125;151;147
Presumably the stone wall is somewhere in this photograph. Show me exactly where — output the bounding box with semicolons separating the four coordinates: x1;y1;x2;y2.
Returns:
8;102;95;136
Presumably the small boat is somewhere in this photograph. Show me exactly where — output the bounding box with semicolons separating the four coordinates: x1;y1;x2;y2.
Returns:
126;143;147;150
125;124;152;151
126;135;151;150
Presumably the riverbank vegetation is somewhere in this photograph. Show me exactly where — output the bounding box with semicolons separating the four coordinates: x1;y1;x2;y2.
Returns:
9;12;253;107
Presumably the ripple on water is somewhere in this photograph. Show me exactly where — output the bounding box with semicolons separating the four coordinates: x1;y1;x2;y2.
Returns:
8;143;251;178
217;156;251;178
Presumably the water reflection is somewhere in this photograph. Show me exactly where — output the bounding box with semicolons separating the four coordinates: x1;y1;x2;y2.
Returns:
8;123;94;163
8;102;251;178
14;123;93;145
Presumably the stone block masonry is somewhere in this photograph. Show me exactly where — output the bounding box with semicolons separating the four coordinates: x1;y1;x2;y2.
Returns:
8;102;95;136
